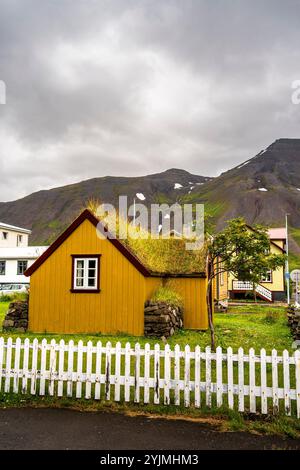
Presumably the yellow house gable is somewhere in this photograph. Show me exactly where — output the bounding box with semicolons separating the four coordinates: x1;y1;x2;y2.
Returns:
26;209;209;334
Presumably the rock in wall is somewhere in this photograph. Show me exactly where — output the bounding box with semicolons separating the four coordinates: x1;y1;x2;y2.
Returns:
2;300;29;333
144;301;183;339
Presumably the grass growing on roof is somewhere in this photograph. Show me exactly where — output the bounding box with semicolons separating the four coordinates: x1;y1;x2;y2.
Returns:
150;284;183;308
83;199;206;274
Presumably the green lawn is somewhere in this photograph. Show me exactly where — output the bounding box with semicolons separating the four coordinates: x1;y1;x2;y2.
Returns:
0;300;299;435
0;301;293;353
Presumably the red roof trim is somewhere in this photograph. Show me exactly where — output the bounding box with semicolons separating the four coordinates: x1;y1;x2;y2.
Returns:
25;209;151;277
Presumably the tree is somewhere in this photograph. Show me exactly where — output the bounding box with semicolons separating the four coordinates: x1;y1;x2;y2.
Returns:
206;218;286;350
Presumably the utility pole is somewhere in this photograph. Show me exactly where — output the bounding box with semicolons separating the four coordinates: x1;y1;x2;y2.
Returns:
286;213;290;304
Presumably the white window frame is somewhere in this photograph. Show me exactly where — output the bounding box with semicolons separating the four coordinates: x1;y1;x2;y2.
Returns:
17;260;28;275
72;257;99;291
0;260;5;275
260;269;272;283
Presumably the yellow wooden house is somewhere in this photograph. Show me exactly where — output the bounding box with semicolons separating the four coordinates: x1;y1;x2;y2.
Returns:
227;227;286;302
25;210;208;335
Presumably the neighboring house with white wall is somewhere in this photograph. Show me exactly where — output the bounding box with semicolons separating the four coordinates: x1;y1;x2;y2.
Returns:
0;222;48;287
0;222;31;248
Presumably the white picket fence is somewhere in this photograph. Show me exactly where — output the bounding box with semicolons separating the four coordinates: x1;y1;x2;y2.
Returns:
0;337;299;418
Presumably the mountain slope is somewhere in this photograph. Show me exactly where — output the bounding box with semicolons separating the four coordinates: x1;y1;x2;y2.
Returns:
183;138;300;229
0;139;299;264
0;169;211;244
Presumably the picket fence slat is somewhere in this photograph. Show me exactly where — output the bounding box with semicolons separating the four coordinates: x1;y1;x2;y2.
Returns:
205;346;211;408
0;336;299;419
94;341;102;400
238;347;244;412
174;344;180;406
216;346;223;407
13;338;21;394
260;348;267;414
283;349;291;416
144;343;150;404
4;337;12;393
272;349;279;415
114;342;121;402
295;350;300;419
67;340;74;398
194;346;201;408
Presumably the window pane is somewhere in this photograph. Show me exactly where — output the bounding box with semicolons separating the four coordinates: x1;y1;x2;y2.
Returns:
0;261;5;275
76;269;84;277
76;260;84;269
88;269;96;278
89;260;96;269
17;261;28;275
76;278;84;287
88;278;96;287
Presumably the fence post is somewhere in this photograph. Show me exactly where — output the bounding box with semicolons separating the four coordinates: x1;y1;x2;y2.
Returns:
76;340;83;399
134;343;140;403
57;339;65;397
227;347;234;409
154;344;160;404
283;349;291;416
205;346;211;408
174;344;180;406
295;349;300;419
67;340;74;398
249;348;256;413
260;348;267;414
13;337;21;394
184;345;190;408
0;337;4;392
216;346;223;408
124;342;131;402
238;347;244;412
85;341;93;400
105;342;111;401
94;341;102;400
39;339;47;396
48;339;56;397
4;337;12;393
22;338;30;394
114;342;121;402
144;343;150;404
164;344;170;406
194;345;201;408
272;349;279;415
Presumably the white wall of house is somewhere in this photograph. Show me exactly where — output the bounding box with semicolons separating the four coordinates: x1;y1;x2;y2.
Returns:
0;223;31;248
0;247;48;285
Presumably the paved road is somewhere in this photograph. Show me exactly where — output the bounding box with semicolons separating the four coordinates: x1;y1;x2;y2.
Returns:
0;408;299;450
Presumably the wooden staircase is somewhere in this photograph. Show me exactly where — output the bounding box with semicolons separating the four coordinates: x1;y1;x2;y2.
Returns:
232;280;273;302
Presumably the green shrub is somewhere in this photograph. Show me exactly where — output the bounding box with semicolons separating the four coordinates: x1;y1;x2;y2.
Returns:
0;292;28;303
150;285;183;308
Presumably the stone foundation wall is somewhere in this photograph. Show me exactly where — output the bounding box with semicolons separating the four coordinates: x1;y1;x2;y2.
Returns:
144;301;183;339
2;300;29;333
287;305;300;341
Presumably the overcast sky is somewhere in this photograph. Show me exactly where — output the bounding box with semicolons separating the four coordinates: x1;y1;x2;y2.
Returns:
1;0;300;201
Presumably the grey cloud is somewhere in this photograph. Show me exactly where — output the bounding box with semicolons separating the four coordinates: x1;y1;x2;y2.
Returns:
1;0;300;201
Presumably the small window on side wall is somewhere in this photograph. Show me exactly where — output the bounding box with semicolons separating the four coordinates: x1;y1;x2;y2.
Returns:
0;261;5;275
71;255;100;292
17;260;28;275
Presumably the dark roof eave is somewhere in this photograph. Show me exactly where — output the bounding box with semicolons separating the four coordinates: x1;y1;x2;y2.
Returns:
149;271;207;279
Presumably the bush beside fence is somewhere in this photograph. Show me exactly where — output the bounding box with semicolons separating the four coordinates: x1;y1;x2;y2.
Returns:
0;337;299;418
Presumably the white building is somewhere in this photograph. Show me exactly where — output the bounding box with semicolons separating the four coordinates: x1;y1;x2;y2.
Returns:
0;222;31;248
0;222;48;287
